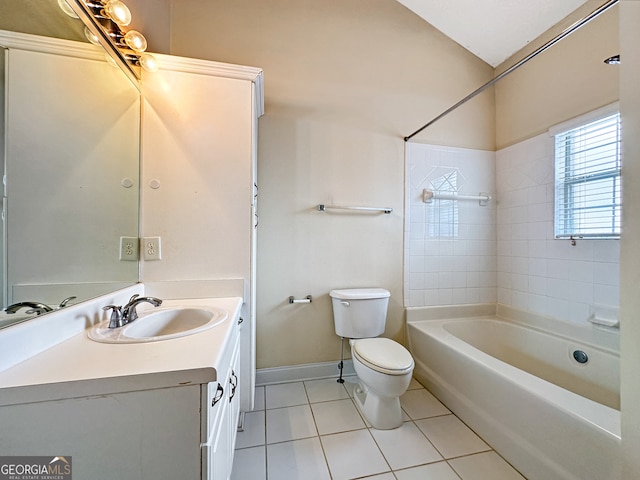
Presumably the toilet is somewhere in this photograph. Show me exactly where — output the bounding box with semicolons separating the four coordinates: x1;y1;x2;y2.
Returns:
330;288;414;429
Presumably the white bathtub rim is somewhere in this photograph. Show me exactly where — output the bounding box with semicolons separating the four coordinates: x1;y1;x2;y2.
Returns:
406;303;619;354
406;302;496;323
497;303;619;353
407;318;621;440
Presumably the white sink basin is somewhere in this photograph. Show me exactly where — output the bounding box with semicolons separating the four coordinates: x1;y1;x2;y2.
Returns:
88;306;228;343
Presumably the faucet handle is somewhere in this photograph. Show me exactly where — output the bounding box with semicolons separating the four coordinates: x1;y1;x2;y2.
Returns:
103;305;124;329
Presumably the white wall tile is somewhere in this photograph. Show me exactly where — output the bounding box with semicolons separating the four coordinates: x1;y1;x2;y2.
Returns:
404;144;497;308
405;136;620;326
594;262;620;286
492;132;620;325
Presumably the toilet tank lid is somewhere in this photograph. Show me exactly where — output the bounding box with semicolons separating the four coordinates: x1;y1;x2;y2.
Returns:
329;288;390;300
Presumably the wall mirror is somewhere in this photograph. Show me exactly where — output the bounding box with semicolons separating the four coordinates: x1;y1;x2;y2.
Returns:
0;0;141;328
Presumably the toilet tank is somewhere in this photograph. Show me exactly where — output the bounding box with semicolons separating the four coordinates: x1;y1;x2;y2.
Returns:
330;288;390;338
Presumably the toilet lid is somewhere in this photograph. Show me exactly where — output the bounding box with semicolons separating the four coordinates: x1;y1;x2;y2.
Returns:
352;338;414;375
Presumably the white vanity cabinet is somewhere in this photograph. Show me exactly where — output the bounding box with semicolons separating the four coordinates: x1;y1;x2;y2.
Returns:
202;323;241;480
0;297;243;480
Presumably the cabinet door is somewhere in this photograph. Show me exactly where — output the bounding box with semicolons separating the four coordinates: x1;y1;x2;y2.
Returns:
228;334;242;459
202;327;241;480
210;394;231;480
203;377;231;480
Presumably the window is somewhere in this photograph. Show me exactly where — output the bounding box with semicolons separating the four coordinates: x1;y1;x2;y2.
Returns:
553;107;621;239
428;169;459;238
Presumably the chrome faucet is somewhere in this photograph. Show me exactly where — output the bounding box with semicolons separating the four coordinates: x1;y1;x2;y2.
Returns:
58;296;77;308
4;301;53;315
4;296;77;316
122;294;163;323
103;294;163;329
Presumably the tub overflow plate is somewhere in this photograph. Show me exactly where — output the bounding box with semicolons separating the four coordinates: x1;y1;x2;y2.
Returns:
572;350;589;364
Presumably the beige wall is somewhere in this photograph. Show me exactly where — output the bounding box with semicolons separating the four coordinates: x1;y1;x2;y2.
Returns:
495;5;619;149
166;0;495;368
620;0;640;476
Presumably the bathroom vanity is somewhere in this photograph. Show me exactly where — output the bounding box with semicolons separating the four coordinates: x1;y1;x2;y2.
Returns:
1;12;262;479
0;293;243;480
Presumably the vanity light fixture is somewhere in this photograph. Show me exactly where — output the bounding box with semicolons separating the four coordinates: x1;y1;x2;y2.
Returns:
125;53;159;72
66;0;159;80
103;0;132;27
124;30;148;53
138;53;159;72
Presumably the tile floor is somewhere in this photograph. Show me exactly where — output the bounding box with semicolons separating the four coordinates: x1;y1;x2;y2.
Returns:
231;377;526;480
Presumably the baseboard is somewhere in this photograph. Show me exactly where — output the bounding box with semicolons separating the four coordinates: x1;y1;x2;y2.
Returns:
256;359;355;386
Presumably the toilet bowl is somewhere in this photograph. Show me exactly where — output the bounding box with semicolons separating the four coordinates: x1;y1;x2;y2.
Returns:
350;337;414;429
329;288;415;430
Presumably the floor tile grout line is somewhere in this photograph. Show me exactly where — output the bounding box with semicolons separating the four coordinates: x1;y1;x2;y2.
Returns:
364;420;404;477
302;379;333;480
236;379;524;479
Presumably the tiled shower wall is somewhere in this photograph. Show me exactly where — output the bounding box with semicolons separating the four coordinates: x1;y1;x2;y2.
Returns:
496;132;620;324
404;143;497;307
404;136;620;325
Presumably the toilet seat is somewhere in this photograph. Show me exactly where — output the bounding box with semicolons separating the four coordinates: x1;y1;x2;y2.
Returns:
352;338;414;375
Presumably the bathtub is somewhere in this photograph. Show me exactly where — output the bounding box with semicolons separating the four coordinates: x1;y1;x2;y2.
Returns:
407;306;621;480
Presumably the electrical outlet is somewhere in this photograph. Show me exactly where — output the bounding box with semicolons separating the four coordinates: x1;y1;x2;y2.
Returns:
119;236;139;261
143;236;162;261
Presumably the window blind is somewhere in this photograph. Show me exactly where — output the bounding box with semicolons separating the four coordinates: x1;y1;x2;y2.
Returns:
554;112;621;239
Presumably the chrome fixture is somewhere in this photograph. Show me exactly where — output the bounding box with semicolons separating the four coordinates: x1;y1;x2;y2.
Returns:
604;54;620;65
4;301;54;315
62;0;159;84
3;296;77;316
123;295;163;323
103;294;163;329
317;204;393;214
58;296;78;308
288;295;313;304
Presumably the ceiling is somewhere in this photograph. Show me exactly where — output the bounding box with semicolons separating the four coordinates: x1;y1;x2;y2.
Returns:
396;0;591;67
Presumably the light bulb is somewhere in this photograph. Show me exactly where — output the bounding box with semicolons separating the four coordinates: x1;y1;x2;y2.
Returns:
58;0;79;18
84;27;101;46
138;54;159;72
124;30;147;52
104;0;132;26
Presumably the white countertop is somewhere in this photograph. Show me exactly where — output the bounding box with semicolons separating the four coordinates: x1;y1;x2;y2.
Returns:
0;297;242;407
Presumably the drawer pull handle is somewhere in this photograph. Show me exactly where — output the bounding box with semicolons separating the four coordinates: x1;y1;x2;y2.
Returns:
229;370;238;401
211;383;224;407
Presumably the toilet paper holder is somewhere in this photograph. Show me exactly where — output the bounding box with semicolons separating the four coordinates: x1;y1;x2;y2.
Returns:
288;295;312;304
